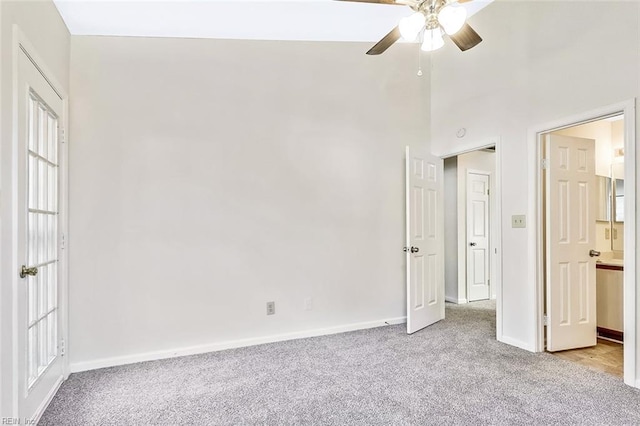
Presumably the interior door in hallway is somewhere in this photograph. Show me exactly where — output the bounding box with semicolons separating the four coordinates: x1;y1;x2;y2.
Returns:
16;48;66;420
405;146;444;334
545;134;596;352
466;171;490;302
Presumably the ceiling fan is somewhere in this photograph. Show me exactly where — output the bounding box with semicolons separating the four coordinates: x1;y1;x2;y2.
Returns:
339;0;483;55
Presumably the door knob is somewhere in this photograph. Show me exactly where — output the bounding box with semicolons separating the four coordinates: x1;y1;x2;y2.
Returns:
403;247;420;253
589;249;601;257
20;265;38;279
469;242;477;247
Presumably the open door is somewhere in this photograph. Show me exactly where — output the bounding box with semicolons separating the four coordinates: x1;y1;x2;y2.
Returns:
545;134;597;352
16;48;66;420
405;146;444;334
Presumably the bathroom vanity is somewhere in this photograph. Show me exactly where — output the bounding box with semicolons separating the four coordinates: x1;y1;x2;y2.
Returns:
596;259;623;341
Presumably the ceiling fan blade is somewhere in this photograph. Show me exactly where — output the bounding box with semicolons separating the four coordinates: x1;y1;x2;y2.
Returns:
449;23;483;51
366;26;401;55
336;0;408;5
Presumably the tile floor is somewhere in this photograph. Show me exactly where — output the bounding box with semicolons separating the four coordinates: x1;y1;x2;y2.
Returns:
551;338;623;377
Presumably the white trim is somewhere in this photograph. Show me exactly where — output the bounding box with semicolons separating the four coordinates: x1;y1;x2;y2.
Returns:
437;137;503;342
436;137;500;159
445;296;468;304
13;26;66;100
528;100;636;388
30;376;63;425
70;316;408;373
498;335;535;352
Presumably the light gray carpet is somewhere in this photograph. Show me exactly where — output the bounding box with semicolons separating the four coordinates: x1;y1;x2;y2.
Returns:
41;301;640;425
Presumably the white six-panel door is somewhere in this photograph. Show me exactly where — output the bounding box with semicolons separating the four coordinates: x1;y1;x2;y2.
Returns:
17;48;65;420
406;147;444;334
545;134;597;352
466;172;490;302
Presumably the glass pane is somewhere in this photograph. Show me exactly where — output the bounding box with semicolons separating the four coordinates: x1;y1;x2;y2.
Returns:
28;212;37;265
48;164;57;212
47;215;54;261
38;317;47;370
28;275;37;324
47;114;57;164
28;98;37;152
47;311;57;362
48;263;57;311
28;325;38;386
38;160;46;211
28;155;37;209
38;106;47;157
38;214;46;264
38;265;47;318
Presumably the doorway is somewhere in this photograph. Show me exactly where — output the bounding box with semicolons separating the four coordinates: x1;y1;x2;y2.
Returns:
541;115;625;378
532;101;636;387
443;147;497;305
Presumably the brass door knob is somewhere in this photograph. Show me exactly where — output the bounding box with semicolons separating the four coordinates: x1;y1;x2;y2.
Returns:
20;265;38;279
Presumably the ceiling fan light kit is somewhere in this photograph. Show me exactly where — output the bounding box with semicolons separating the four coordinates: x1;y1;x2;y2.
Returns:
340;0;483;55
399;12;426;42
438;4;467;35
422;27;444;52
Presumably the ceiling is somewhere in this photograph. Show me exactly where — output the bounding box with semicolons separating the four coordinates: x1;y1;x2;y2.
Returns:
53;0;493;42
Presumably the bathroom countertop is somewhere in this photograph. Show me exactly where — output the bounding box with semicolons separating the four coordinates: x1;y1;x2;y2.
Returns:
596;258;624;270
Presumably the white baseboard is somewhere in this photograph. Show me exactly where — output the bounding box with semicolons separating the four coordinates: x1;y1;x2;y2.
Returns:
70;316;407;373
32;376;63;424
498;335;535;352
445;296;468;304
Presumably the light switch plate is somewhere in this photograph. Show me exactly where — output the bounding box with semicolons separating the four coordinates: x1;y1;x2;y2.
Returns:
512;215;526;228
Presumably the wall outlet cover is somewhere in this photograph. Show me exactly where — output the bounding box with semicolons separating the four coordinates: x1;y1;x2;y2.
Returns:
266;301;275;315
512;215;526;228
304;298;313;311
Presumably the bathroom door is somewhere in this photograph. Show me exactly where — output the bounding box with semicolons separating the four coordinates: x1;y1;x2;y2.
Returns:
545;134;597;352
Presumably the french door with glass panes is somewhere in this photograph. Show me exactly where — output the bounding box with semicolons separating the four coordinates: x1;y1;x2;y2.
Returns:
17;47;66;421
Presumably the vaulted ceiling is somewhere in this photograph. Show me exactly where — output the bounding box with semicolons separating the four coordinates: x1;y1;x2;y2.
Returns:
53;0;493;42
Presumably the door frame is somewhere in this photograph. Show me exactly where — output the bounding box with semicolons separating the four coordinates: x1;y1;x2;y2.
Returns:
465;169;492;302
529;99;636;387
1;25;70;418
438;136;504;342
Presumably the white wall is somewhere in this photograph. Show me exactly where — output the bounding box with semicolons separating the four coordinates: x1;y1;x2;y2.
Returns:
430;0;639;372
68;36;430;370
0;0;70;417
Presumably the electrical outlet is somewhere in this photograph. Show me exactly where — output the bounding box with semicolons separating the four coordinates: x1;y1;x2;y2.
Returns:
304;297;313;311
512;215;526;228
266;301;275;315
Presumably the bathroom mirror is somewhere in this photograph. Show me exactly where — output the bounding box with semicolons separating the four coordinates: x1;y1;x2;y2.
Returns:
595;175;612;222
614;179;624;223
